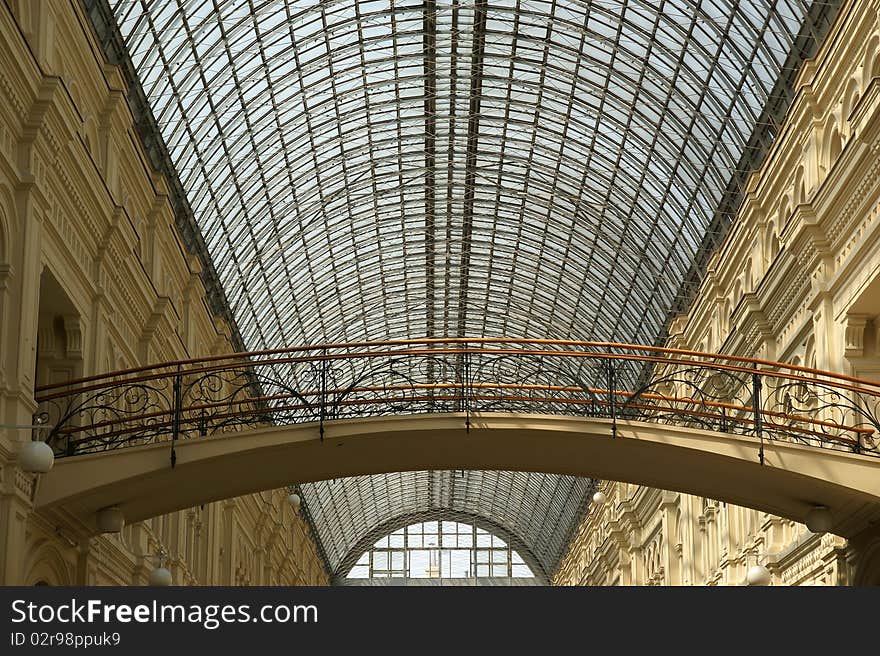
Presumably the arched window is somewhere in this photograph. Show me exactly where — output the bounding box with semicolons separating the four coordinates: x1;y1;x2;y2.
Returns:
345;520;536;581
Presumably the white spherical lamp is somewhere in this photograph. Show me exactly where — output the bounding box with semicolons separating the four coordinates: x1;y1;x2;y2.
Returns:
592;490;607;505
288;492;301;511
95;506;125;533
805;505;833;534
149;566;172;586
18;440;54;473
747;564;772;586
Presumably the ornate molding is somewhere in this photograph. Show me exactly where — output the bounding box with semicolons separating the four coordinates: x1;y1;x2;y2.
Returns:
62;315;83;360
844;313;871;359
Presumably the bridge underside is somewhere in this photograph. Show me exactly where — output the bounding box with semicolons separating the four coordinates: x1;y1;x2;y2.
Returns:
36;413;880;539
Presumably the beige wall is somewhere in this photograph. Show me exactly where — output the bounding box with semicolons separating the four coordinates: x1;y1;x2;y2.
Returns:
556;0;880;586
0;0;328;585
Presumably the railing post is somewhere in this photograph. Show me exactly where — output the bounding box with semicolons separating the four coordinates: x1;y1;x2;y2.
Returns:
171;366;182;469
852;390;862;455
752;371;763;465
319;349;327;442
463;343;470;434
607;360;616;438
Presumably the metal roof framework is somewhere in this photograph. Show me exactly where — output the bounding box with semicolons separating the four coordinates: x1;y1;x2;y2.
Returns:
100;0;839;576
309;471;595;577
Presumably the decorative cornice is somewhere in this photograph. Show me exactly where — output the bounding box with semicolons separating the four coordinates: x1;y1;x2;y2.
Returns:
80;0;247;355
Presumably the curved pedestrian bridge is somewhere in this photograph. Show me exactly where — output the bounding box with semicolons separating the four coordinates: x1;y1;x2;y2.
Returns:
30;340;880;535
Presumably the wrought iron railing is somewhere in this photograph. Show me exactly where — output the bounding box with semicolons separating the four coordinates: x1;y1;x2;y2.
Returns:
31;339;880;461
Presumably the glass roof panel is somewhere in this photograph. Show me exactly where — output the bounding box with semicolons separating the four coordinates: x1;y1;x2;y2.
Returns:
106;0;835;575
305;471;594;576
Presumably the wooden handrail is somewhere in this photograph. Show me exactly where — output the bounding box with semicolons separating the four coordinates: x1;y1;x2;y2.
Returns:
34;339;880;399
35;337;880;392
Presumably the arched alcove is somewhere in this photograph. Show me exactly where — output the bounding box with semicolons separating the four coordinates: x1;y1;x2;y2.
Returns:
23;541;73;587
0;205;7;265
35;268;86;454
0;185;14;383
853;537;880;586
81;116;100;167
793;165;806;206
804;334;817;370
721;300;732;337
843;77;861;127
865;37;880;85
732;279;743;309
827;124;843;167
779;195;792;225
0;178;16;263
764;220;778;266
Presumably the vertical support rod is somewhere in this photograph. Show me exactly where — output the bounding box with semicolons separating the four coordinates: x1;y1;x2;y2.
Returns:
608;360;616;438
171;366;182;469
752;372;763;465
63;414;74;457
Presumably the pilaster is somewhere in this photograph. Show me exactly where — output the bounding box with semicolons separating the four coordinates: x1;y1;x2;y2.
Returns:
0;463;34;584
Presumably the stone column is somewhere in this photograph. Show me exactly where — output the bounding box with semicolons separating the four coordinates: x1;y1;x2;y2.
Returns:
75;537;97;585
660;492;681;585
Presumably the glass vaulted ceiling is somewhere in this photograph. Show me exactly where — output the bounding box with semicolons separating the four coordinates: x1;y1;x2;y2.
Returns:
107;0;833;575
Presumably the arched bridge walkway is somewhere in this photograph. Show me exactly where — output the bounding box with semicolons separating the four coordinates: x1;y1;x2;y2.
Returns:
33;413;880;537
29;339;880;536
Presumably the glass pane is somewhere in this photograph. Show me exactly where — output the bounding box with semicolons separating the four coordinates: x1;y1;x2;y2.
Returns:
512;564;534;578
408;550;430;578
349;565;369;578
372;552;388;569
345;520;538;581
451;551;472;578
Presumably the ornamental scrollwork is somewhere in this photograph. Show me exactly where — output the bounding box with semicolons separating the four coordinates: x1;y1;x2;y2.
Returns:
33;341;880;458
